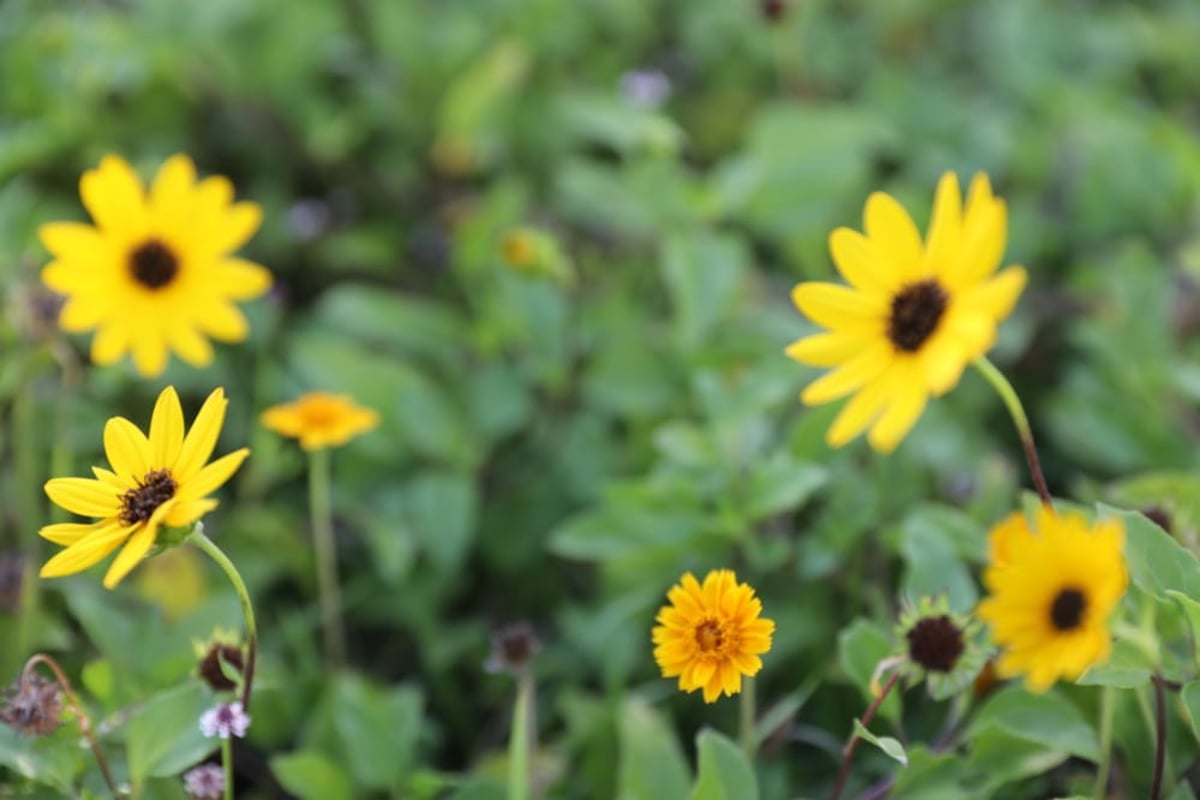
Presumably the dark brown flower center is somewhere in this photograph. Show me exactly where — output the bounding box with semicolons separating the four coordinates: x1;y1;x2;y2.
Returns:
119;469;177;525
129;239;179;290
1050;588;1086;631
695;620;725;653
888;279;948;352
197;644;245;692
906;614;965;673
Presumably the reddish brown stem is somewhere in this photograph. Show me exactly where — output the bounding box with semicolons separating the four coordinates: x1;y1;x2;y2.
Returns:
23;654;121;798
1020;433;1052;507
829;672;900;800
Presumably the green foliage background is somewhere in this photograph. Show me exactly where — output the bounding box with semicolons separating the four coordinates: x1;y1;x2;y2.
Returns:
2;0;1200;798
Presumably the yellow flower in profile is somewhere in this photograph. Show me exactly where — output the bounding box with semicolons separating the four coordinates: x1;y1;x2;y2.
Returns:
652;570;774;703
39;154;272;377
786;173;1028;452
39;387;249;589
260;392;379;450
976;508;1127;692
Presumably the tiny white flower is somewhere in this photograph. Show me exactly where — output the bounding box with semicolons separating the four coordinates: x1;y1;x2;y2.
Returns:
199;701;251;739
183;763;225;799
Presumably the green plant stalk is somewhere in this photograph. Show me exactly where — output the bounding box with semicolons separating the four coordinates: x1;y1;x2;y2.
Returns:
188;527;259;709
7;369;42;681
1093;685;1114;800
830;671;899;800
221;736;234;800
740;676;757;761
308;447;346;667
972;357;1051;505
508;670;534;800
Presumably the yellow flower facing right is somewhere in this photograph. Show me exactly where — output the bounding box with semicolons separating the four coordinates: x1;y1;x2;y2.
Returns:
261;392;379;451
787;172;1027;452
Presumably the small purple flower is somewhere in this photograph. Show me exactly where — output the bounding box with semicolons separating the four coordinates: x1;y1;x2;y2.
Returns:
183;763;225;799
619;69;672;109
199;701;251;739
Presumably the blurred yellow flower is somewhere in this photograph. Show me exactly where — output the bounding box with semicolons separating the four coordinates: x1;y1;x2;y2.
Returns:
976;508;1127;692
652;570;774;703
39;386;249;589
500;229;538;272
786;173;1027;452
261;392;379;450
39;154;272;377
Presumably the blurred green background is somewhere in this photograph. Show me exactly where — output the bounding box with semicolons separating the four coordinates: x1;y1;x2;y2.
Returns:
3;0;1200;797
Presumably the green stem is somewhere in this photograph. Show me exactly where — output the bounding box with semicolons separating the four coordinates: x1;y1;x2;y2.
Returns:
740;676;757;761
221;736;234;800
188;527;258;710
1093;685;1114;800
508;670;533;800
308;447;346;667
972;357;1051;505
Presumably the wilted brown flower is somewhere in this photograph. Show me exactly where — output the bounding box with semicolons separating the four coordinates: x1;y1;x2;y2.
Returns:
485;622;541;675
1;672;64;737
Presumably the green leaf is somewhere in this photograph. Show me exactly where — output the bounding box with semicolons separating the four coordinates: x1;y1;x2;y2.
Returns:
617;698;691;800
270;751;353;800
1181;681;1200;744
660;230;747;350
744;457;826;520
836;619;901;722
1075;640;1154;689
126;683;213;785
331;675;423;791
403;472;478;572
890;746;966;799
966;686;1100;762
852;719;907;766
1100;504;1200;600
690;729;757;800
1168;590;1200;666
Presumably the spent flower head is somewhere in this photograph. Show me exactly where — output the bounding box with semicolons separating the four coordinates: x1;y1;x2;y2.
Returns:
261;392;379;451
976;508;1128;692
193;628;245;692
199;700;251;739
485;621;540;676
786;172;1026;452
894;596;987;700
0;673;64;737
38;154;271;377
38;386;248;588
652;570;774;703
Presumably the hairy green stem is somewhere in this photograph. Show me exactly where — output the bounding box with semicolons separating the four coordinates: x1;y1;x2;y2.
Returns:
308;447;346;667
508;670;534;800
221;736;234;800
188;527;258;710
1093;685;1114;800
972;357;1051;505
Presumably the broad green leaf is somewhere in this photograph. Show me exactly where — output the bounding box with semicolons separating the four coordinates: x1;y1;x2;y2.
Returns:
1076;640;1153;689
690;729;757;800
966;686;1099;763
1168;590;1200;665
852;719;907;765
661;230;747;350
744;457;826;520
126;683;213;785
331;674;423;791
836;619;900;721
270;751;353;800
1099;504;1200;600
890;746;966;799
617;698;690;800
0;724;80;792
403;472;478;572
1181;681;1200;745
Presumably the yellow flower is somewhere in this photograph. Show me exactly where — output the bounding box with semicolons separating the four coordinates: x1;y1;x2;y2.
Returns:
260;392;379;451
39;154;272;377
652;570;774;703
786;172;1028;452
39;386;249;589
976;508;1127;692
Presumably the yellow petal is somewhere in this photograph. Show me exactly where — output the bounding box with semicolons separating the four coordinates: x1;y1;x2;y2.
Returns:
197;302;249;342
791;283;886;333
40;524;133;579
919;334;968;396
167;321;215;367
174;388;228;481
867;374;928;453
130;332;170;378
785;332;872;368
864;191;924;283
800;343;892;405
45;477;121;518
922;172;962;277
209;202;262;255
80;155;148;240
959;266;1027;322
164;498;219;529
149;386;185;468
104;417;153;481
38;222;106;260
175;448;249;502
60;296;110;331
828;228;894;294
39;521;107;546
217;259;273;300
150;154;198;234
102;512;165;589
826;368;896;448
91;324;131;366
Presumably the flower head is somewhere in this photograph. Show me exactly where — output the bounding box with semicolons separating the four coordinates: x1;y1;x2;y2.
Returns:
39;386;249;589
199;700;251;739
183;764;226;800
652;570;774;703
976;508;1128;692
484;621;540;676
260;392;379;451
894;595;987;700
787;173;1027;452
193;628;245;692
0;673;63;737
39;154;272;377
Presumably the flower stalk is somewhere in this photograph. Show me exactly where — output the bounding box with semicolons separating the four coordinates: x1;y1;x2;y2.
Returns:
221;737;234;800
829;671;899;800
1093;684;1114;800
740;676;757;761
972;356;1051;505
188;527;258;710
308;446;346;667
508;669;534;800
1150;674;1168;800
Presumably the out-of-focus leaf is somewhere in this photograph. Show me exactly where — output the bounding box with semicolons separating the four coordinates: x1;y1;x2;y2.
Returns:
836;619;900;722
126;683;213;785
690;729;757;800
270;751;353;800
617;698;690;800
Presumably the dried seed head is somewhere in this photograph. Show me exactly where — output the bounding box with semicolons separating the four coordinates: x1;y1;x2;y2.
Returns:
485;622;540;675
197;642;245;692
0;673;64;737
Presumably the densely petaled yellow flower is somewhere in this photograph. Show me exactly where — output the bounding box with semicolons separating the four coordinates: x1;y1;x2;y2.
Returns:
786;172;1028;452
976;508;1127;692
39;154;272;377
652;570;774;703
39;386;249;589
260;392;379;451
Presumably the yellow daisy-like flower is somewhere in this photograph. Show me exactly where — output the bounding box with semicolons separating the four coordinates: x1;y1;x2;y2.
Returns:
260;392;380;451
976;508;1128;692
786;172;1028;452
39;386;249;589
39;154;272;377
652;570;775;703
